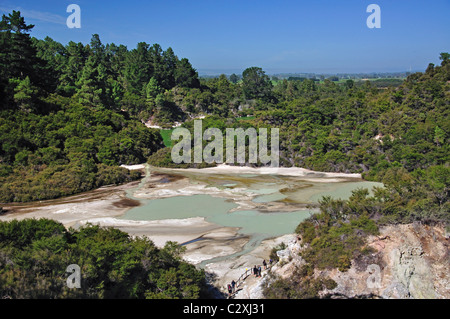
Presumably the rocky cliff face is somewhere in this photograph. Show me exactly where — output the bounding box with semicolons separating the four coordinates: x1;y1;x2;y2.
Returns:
269;223;449;299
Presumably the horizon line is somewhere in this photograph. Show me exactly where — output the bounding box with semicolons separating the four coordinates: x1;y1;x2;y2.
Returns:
197;68;423;77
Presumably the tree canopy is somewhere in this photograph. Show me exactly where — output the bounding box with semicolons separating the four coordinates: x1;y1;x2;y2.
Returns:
0;219;208;299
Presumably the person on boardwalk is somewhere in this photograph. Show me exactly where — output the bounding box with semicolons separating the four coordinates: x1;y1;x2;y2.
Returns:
253;265;258;277
231;280;236;293
258;266;262;277
227;284;232;297
263;259;267;270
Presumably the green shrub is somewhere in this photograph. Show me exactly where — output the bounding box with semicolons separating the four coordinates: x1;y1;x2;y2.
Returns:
0;219;208;299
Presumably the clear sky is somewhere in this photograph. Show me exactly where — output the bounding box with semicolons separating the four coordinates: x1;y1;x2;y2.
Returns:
1;0;449;74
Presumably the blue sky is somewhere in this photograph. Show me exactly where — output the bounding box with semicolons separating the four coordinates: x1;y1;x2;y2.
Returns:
1;0;449;74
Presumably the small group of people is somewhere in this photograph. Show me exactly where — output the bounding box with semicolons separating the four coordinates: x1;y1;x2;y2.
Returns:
227;280;236;297
252;258;274;277
227;258;275;297
252;265;262;277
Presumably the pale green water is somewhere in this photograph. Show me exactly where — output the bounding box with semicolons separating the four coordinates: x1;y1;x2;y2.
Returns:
122;168;383;237
121;194;311;238
246;179;382;204
121;167;383;267
209;210;312;236
281;180;383;203
121;194;237;221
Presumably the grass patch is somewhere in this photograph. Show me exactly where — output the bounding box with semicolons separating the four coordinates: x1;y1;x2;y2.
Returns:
236;116;256;121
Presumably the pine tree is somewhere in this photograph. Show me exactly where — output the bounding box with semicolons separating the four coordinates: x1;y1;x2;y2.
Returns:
106;43;128;84
175;58;200;88
0;15;12;80
148;43;164;89
0;11;40;82
160;47;177;89
12;76;38;111
146;77;162;100
58;41;89;96
75;55;106;107
124;42;151;95
90;34;105;59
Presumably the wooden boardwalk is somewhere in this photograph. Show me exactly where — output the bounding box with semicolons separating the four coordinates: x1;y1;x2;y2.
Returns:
226;264;273;299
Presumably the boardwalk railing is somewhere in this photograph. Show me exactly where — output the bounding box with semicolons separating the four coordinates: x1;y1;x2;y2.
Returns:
227;263;274;298
236;268;252;289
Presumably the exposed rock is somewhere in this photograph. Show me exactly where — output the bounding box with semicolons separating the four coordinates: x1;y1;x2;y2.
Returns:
276;248;290;262
273;235;305;278
382;282;411;299
249;276;269;299
390;245;438;299
267;223;449;299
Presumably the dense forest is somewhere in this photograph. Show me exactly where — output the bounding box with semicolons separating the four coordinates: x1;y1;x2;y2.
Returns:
0;218;208;299
0;11;188;202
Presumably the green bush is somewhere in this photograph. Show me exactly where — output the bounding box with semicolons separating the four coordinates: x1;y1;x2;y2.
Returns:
296;189;380;272
0;219;208;299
